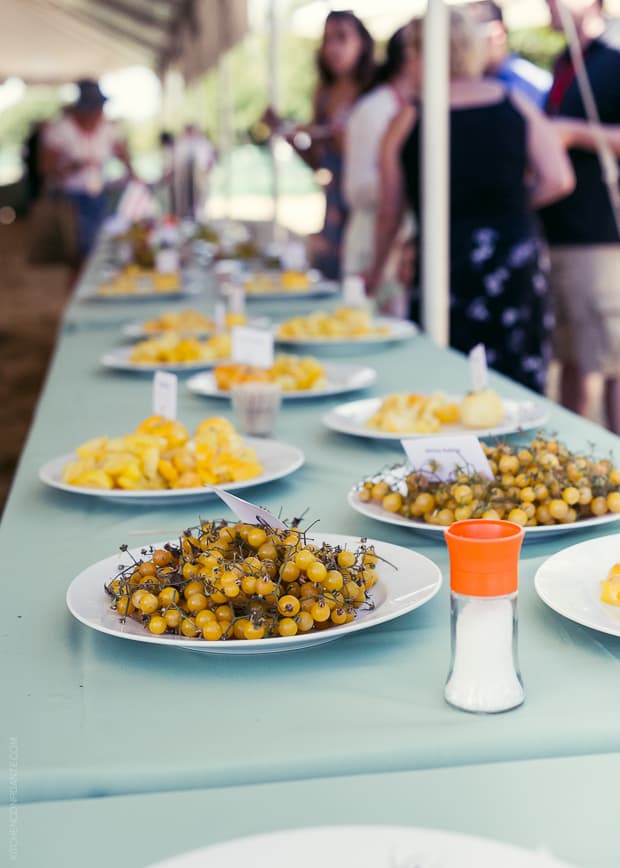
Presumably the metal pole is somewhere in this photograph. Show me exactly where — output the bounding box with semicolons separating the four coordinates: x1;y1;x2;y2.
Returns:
421;0;450;348
267;0;282;240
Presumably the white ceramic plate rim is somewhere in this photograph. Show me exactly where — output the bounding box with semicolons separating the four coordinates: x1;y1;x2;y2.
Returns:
347;484;620;539
186;363;377;400
274;316;417;346
145;825;574;868
101;346;226;373
244;279;339;300
123;322;215;339
66;534;442;654
39;438;304;501
534;533;620;637
89;285;202;303
323;395;549;440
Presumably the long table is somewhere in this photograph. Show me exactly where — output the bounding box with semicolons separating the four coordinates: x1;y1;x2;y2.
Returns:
3;256;620;864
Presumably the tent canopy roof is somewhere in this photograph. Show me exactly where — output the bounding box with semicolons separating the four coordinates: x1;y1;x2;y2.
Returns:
1;0;248;84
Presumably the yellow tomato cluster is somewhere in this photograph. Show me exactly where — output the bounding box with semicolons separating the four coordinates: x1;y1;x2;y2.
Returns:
244;271;311;294
98;266;179;296
142;310;246;335
62;416;262;491
367;393;461;435
106;520;378;641
367;389;504;435
359;435;620;528
278;307;389;341
601;563;620;606
214;354;326;392
130;333;231;365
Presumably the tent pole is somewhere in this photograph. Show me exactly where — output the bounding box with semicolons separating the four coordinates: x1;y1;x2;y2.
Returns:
267;0;283;241
218;50;234;221
421;0;450;348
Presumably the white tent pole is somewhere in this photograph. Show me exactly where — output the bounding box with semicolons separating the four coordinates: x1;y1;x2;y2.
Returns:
218;50;234;220
421;0;450;348
267;0;283;240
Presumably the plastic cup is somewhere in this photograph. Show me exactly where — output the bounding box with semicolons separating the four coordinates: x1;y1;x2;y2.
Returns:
231;382;281;437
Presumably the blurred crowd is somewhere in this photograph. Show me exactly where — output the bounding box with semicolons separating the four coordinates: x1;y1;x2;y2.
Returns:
20;0;620;433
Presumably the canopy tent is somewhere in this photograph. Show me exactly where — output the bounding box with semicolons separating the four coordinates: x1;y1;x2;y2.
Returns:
0;0;249;84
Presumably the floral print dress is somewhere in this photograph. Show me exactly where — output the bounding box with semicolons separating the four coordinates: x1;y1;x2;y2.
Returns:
402;97;552;394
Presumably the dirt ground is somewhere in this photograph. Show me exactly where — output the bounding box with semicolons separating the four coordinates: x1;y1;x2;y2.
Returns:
0;218;69;515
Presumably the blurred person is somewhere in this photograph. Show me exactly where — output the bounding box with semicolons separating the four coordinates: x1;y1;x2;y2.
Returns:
343;26;415;313
468;1;552;107
170;124;216;220
263;11;375;279
40;79;133;262
540;0;620;433
367;9;574;393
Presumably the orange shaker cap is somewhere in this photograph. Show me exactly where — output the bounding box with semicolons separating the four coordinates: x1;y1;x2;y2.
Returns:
444;519;524;597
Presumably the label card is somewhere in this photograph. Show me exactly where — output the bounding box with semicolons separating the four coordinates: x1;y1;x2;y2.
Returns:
152;371;178;420
214;300;227;333
227;285;246;316
210;487;287;529
231;326;274;368
401;435;494;481
342;275;367;308
469;343;488;392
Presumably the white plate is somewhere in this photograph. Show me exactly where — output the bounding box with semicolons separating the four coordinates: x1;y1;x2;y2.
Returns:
186;363;377;401
91;285;202;303
348;477;620;542
39;439;304;506
146;825;574;867
275;317;417;352
323;396;549;440
101;346;228;373
66;534;441;655
122;321;214;340
244;277;340;300
535;533;620;636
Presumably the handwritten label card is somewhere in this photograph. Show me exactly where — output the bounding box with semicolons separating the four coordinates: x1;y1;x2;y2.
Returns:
210;487;287;529
401;435;493;481
227;285;246;316
152;371;178;420
214;300;227;333
231;326;274;368
342;275;367;308
469;343;489;392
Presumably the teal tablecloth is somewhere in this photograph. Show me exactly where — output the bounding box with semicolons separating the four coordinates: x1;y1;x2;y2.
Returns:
1;754;616;867
4;263;620;811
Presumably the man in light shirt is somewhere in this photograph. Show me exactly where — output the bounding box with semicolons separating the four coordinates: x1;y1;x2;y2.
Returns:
41;79;133;261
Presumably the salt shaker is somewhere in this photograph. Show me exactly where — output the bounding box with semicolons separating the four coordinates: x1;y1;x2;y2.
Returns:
444;519;525;714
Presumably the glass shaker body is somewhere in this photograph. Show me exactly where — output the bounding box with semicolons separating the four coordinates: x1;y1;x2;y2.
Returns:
445;589;524;713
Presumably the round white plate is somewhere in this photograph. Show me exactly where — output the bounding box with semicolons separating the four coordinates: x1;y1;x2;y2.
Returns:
535;533;620;636
40;439;304;506
91;285;202;303
275;317;417;352
101;346;228;373
244;277;340;300
122;321;214;340
66;535;441;655
186;363;377;401
348;480;620;542
146;825;574;867
323;396;549;440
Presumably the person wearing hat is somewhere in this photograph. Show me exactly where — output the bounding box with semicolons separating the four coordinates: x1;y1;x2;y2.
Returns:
41;79;133;262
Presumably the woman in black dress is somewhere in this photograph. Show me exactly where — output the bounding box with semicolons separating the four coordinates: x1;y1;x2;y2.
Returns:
367;9;574;393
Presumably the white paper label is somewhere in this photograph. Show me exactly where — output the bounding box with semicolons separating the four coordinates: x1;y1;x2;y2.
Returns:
152;371;178;420
342;275;367;308
401;435;494;481
214;301;227;333
210;487;287;529
155;248;180;274
469;343;488;392
228;285;246;315
231;326;274;368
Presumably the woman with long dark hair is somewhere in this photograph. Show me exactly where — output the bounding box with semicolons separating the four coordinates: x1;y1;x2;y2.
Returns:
265;11;375;279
